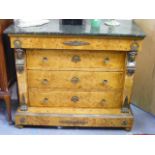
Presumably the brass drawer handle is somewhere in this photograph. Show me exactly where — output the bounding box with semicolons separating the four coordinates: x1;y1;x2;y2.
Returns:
102;80;108;85
63;41;90;46
71;77;80;84
42;79;48;85
71;96;79;103
42;57;48;62
100;99;106;105
103;57;110;64
72;55;81;63
42;98;48;104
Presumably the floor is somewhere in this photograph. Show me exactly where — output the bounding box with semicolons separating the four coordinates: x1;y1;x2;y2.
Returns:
0;84;155;135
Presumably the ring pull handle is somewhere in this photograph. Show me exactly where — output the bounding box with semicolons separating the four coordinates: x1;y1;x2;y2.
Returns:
102;80;108;85
42;79;48;85
71;77;80;84
42;57;48;62
100;99;106;105
72;55;81;63
71;96;79;103
42;98;49;104
103;57;110;64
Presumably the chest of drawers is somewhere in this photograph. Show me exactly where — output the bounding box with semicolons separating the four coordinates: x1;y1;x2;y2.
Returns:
5;20;145;130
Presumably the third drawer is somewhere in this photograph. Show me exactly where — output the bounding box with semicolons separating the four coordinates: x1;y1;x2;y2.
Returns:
28;89;122;108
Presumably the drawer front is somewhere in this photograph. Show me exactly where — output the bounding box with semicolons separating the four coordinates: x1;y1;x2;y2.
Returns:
27;50;125;71
29;89;122;108
27;70;124;91
11;36;141;51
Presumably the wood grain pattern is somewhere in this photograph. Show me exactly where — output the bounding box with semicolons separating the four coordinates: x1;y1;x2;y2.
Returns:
27;70;124;91
26;49;125;71
28;89;122;108
10;35;142;51
15;107;133;128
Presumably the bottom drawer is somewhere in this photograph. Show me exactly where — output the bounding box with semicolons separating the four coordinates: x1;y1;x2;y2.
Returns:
29;89;122;108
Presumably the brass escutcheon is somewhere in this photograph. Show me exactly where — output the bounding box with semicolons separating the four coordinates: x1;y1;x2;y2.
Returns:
71;96;79;103
42;57;48;62
72;55;81;63
42;98;49;104
42;79;48;85
104;57;110;64
100;99;106;105
71;77;80;84
102;80;108;85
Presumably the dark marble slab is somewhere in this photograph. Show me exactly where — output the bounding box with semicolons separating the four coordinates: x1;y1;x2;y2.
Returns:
4;20;145;38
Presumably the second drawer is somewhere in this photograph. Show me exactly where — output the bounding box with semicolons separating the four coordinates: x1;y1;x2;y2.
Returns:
27;70;124;91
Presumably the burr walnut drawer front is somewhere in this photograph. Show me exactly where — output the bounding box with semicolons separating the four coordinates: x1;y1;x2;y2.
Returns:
11;36;139;51
27;70;124;91
26;50;125;71
28;89;122;108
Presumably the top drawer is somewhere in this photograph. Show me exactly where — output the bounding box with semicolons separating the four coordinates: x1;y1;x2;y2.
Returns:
26;50;125;71
10;36;142;51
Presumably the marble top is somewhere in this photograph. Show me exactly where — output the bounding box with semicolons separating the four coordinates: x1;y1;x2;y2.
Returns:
4;19;145;38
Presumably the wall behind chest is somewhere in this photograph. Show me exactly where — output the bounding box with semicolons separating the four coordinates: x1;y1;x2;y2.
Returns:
133;19;155;115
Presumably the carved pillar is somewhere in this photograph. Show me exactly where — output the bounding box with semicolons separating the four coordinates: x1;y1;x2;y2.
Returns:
14;40;28;111
122;41;139;113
